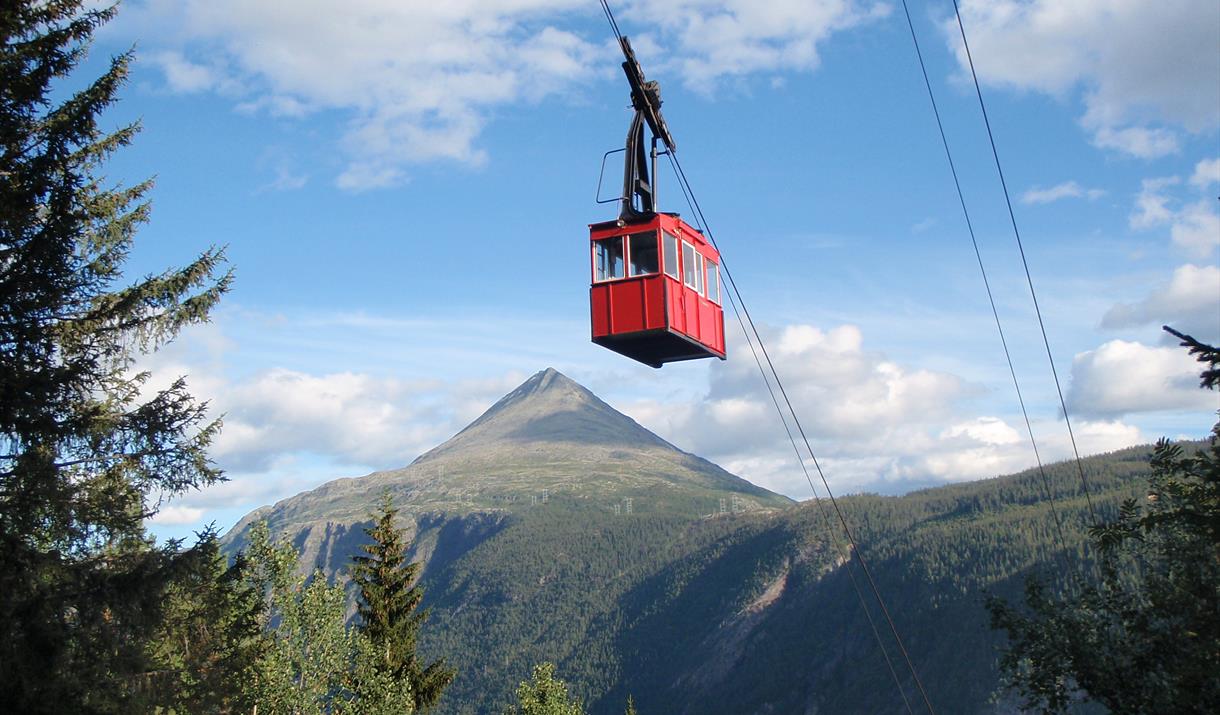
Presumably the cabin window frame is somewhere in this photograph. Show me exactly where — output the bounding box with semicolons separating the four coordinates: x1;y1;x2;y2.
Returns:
682;240;702;294
627;231;660;277
705;257;720;305
662;231;680;280
593;236;626;282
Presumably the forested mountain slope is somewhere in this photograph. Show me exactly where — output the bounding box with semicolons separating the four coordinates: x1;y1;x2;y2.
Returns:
224;369;1165;713
419;444;1152;714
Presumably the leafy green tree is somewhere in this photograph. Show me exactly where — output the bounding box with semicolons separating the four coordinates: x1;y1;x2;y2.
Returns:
242;522;415;715
0;1;230;711
243;522;357;713
505;662;585;715
988;328;1220;713
352;493;455;711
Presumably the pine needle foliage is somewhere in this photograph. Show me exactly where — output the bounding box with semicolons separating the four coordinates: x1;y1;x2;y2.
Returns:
988;328;1220;713
141;530;266;713
353;492;456;711
0;1;231;711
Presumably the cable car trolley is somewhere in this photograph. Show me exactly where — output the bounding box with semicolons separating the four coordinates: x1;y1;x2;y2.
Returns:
589;36;726;368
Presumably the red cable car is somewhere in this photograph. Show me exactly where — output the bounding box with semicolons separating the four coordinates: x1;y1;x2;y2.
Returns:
590;37;727;369
590;213;725;367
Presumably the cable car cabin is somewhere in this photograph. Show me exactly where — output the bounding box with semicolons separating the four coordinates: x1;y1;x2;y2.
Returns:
590;213;726;368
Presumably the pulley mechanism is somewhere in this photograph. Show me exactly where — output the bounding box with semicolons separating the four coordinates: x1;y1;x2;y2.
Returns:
617;36;675;224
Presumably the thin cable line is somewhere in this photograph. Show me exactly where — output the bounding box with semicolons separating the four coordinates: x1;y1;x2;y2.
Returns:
668;150;937;715
950;0;1098;526
665;152;916;715
599;0;624;44
898;0;1069;555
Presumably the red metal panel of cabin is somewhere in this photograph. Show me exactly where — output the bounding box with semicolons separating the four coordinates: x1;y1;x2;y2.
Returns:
682;289;699;340
608;276;665;334
590;284;611;338
591;280;667;338
666;278;685;335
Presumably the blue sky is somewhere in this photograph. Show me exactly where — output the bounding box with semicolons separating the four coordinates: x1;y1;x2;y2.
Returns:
85;1;1219;541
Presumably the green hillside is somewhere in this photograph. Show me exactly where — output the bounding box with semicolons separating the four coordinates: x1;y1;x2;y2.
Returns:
418;445;1152;714
223;369;1167;713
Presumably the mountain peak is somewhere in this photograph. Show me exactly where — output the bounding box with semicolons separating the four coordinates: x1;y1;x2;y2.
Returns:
413;368;666;463
223;367;793;553
502;367;582;401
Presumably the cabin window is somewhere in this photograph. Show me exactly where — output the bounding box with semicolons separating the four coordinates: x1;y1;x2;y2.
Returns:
706;258;720;304
696;253;706;296
662;231;679;278
628;231;659;276
682;241;702;293
594;237;625;281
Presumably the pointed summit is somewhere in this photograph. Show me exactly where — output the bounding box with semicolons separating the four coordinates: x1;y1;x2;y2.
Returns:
223;368;793;556
478;367;590;414
413;368;667;463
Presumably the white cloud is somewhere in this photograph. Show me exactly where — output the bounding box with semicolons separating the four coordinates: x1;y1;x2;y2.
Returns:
1067;340;1217;418
127;0;599;189
148;50;229;93
1130;173;1220;258
1020;180;1105;205
1130;177;1180;229
621;322;1186;497
627;322;1080;494
1092;125;1180;160
946;0;1220;159
125;1;888;188
1170;200;1220;257
151;505;207;526
1102;264;1220;340
1190;157;1220;189
943;416;1021;445
210;368;469;471
621;0;890;90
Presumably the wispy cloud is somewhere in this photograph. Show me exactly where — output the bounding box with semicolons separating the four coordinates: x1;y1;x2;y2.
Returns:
1103;264;1220;341
1190;157;1220;189
625;322;1147;496
1020;180;1105;205
1067;340;1216;418
946;0;1219;159
1130;170;1220;258
123;1;889;189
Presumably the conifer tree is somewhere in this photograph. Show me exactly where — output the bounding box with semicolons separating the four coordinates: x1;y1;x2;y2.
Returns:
352;492;456;711
988;327;1220;713
0;1;231;710
142;530;266;713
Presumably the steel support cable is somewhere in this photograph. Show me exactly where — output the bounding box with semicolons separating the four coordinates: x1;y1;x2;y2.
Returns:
949;0;1099;526
599;0;624;44
668;152;937;715
596;2;935;710
666;152;915;715
898;0;1070;558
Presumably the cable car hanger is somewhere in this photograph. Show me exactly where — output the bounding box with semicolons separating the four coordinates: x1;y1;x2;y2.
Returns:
616;36;675;224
